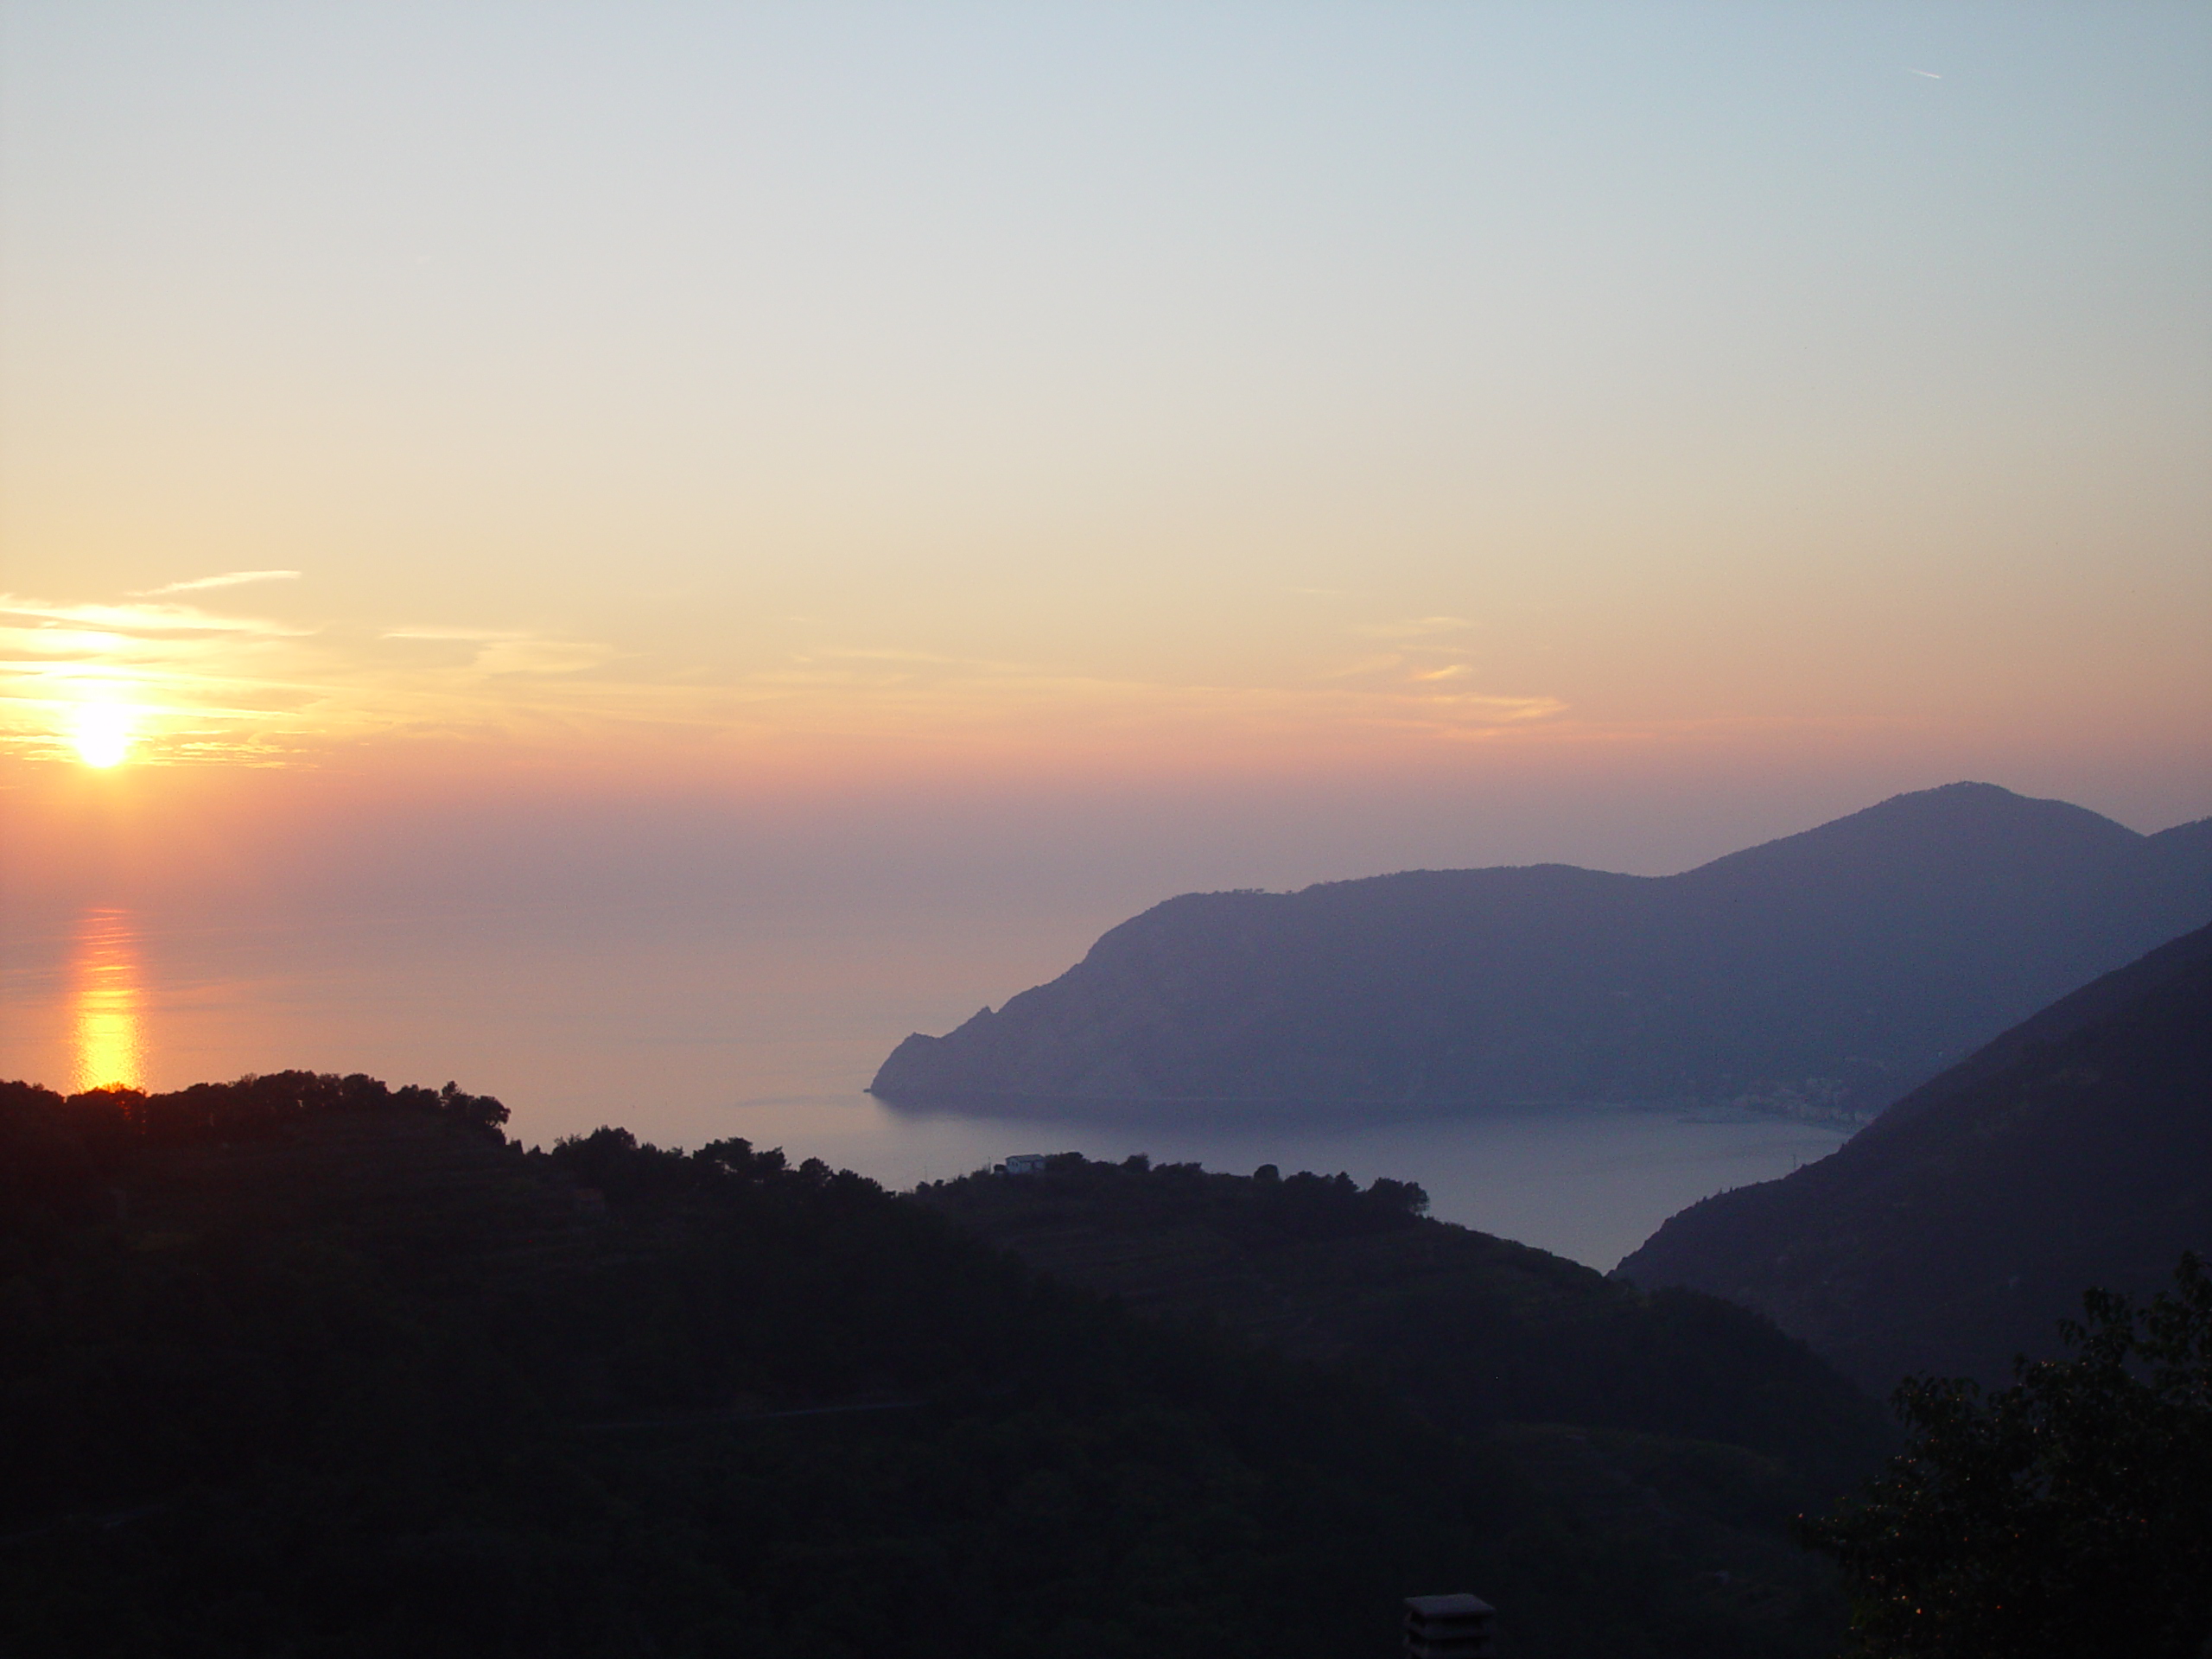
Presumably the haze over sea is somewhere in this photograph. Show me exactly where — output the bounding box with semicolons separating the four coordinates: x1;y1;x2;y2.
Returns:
5;886;1846;1271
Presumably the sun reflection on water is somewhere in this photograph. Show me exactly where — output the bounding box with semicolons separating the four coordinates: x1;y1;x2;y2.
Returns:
70;908;145;1092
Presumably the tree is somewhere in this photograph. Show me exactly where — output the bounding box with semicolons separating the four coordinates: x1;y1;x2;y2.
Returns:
1804;1254;2212;1658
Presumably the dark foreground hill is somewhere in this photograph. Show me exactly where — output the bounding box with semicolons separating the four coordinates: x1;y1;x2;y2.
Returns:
919;1154;1891;1647
2;1071;1881;1658
873;784;2212;1116
1616;922;2212;1393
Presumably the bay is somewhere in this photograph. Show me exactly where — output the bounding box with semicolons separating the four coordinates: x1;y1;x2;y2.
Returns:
2;901;1847;1269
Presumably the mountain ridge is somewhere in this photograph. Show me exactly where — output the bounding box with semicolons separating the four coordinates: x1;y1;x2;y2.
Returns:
873;783;2212;1115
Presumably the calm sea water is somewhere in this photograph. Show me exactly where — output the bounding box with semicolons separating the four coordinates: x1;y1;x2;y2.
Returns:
1;902;1847;1270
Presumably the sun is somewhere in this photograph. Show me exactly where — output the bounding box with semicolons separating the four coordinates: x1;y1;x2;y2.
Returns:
71;706;136;768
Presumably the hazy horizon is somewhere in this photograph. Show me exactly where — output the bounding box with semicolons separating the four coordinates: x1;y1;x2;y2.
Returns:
5;3;2209;1131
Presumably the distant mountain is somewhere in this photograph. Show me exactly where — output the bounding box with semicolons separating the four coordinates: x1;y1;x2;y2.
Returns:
1614;921;2212;1391
873;784;2212;1115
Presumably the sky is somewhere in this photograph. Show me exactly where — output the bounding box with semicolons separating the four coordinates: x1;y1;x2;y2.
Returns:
4;1;2209;939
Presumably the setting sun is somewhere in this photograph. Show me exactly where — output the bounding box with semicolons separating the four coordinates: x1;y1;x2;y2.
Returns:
71;705;134;768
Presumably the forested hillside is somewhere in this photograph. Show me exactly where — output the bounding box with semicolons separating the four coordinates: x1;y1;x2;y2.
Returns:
921;1154;1889;1649
4;1071;1867;1658
1618;921;2212;1391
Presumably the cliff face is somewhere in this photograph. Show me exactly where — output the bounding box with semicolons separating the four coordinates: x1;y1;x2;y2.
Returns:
1614;921;2212;1391
873;784;2212;1113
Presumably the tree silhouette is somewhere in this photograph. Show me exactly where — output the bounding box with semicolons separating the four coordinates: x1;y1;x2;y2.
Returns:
1805;1254;2212;1658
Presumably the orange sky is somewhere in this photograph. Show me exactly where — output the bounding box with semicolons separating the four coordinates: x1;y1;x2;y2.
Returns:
4;4;2208;913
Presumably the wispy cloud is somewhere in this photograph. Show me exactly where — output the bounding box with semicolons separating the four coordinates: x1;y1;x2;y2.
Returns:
811;646;974;667
2;596;313;636
1322;653;1406;679
1354;616;1471;640
474;638;615;676
0;590;621;766
1290;615;1568;735
383;626;615;676
2;586;1566;771
133;569;301;596
722;635;1572;757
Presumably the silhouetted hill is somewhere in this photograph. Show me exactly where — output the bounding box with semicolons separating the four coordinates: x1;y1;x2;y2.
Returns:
921;1156;1883;1472
920;1154;1891;1644
0;1070;1871;1657
873;784;2212;1117
1615;922;2212;1392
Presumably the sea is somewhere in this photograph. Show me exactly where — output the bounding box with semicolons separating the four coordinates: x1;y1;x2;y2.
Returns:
2;900;1848;1272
